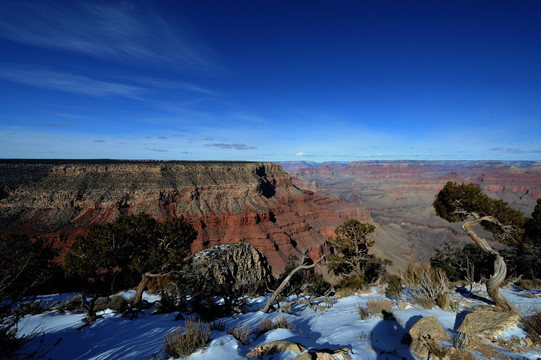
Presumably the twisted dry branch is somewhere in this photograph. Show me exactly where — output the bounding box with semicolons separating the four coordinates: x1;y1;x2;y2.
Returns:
461;215;522;316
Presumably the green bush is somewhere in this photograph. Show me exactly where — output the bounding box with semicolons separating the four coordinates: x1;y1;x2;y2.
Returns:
337;275;366;292
385;274;402;300
304;273;331;296
163;318;210;358
1;234;59;300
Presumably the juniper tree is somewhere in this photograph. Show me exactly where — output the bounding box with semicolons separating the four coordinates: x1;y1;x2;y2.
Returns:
326;219;376;281
433;181;525;314
64;213;197;313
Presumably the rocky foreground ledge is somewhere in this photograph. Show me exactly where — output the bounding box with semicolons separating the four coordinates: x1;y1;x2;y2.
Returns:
0;160;368;274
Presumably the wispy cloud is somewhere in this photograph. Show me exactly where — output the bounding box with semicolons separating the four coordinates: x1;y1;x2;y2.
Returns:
93;139;105;143
0;1;218;72
205;143;257;150
295;152;313;157
488;147;540;154
130;77;220;96
233;114;270;125
45;123;73;128
0;67;144;98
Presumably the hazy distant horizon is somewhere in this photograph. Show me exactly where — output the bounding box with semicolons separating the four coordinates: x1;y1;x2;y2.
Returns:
1;158;540;165
1;1;540;162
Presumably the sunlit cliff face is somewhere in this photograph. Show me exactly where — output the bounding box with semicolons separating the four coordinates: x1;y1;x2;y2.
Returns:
0;160;368;275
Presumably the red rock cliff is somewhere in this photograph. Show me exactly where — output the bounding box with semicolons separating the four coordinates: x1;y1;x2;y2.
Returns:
0;160;369;275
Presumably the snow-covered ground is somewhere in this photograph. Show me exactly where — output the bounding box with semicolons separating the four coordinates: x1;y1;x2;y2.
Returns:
16;285;541;359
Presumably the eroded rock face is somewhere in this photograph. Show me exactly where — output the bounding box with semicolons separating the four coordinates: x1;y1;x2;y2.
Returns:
0;160;369;274
189;243;272;296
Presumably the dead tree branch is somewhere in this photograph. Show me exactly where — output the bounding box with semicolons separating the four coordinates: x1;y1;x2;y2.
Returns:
261;255;324;313
462;215;522;316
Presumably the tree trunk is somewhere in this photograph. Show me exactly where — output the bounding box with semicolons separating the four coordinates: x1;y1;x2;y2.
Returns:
261;255;324;313
462;216;522;316
132;273;151;308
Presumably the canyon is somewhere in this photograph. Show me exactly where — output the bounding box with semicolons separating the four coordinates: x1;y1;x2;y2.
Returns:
0;160;367;275
2;159;540;275
284;160;541;268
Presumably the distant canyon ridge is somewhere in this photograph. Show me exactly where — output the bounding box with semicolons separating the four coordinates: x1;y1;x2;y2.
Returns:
1;160;540;274
283;160;541;268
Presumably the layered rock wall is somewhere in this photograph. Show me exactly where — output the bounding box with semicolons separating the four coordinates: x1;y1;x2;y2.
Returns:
0;160;369;274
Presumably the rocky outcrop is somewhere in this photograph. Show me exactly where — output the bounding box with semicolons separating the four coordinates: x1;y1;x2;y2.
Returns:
189;243;272;296
0;160;369;274
402;316;452;358
246;340;352;360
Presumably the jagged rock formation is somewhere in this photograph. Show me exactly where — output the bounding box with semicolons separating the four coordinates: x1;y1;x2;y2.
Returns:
285;160;541;268
189;243;272;296
0;160;369;274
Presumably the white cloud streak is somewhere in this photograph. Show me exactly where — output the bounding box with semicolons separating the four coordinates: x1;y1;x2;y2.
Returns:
205;143;257;150
0;67;145;98
0;1;217;72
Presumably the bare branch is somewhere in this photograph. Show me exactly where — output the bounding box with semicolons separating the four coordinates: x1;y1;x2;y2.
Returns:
261;255;324;313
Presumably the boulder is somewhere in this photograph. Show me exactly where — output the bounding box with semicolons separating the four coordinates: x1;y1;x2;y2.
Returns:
246;340;352;360
247;340;305;358
457;309;520;341
294;348;352;360
188;243;272;298
402;316;452;358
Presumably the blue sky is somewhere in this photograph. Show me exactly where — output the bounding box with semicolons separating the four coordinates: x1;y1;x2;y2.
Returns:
1;0;540;161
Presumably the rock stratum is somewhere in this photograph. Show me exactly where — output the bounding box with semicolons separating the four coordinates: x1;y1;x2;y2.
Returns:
285;160;541;268
0;160;368;274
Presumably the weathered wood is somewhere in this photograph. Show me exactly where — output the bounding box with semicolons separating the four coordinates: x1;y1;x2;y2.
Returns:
261;255;324;313
462;216;522;316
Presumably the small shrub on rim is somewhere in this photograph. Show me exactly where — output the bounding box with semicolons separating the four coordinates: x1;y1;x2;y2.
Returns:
436;291;449;310
227;322;251;345
256;315;295;336
209;320;227;331
366;298;393;317
400;263;449;308
357;305;370;320
163;318;210;358
521;308;541;343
